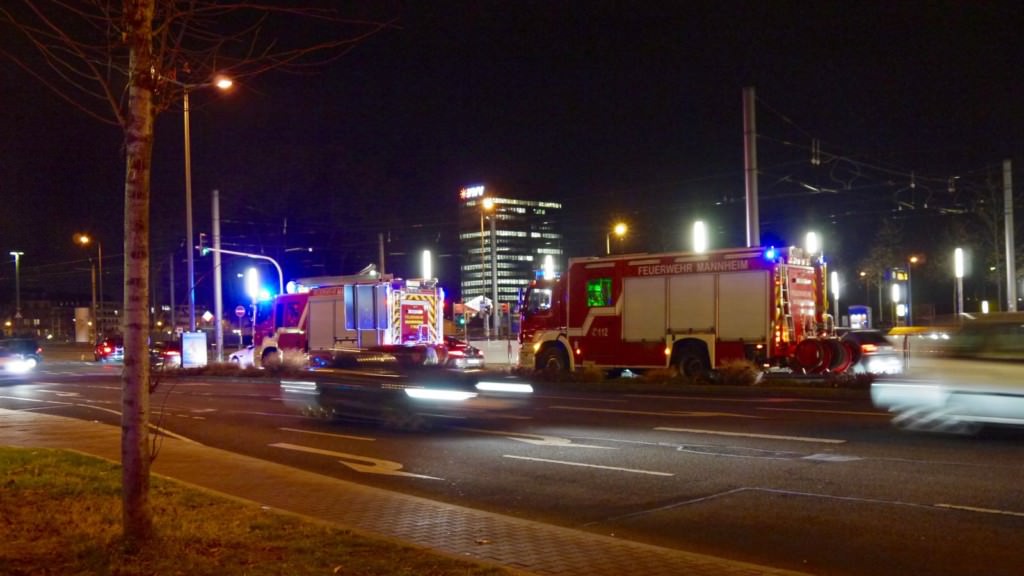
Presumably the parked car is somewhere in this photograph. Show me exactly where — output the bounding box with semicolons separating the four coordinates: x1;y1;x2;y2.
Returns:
94;336;124;362
229;345;255;368
872;313;1024;434
840;329;903;374
150;340;182;369
281;349;532;430
443;336;485;369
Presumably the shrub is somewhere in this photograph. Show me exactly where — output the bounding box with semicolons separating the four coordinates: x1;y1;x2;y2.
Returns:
715;358;762;386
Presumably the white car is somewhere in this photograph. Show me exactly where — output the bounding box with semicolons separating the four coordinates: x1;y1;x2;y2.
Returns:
229;345;255;368
872;313;1024;434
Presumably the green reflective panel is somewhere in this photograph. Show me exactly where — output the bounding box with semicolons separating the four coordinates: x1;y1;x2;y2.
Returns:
586;278;612;307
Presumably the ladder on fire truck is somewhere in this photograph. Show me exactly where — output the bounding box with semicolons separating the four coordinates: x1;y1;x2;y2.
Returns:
779;265;795;342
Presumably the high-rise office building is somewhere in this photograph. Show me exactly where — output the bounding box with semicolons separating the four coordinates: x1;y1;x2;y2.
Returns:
458;185;563;312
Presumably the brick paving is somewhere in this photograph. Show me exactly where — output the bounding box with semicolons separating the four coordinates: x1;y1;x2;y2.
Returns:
1;408;810;575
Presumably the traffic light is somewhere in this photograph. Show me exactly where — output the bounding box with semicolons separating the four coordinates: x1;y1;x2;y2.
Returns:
199;233;210;256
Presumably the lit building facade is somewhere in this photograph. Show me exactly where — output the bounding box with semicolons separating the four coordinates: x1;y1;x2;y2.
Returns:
458;185;563;311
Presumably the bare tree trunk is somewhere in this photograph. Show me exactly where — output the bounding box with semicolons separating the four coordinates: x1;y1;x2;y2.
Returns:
122;0;155;547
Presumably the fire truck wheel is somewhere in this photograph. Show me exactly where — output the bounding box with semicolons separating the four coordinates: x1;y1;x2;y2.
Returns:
262;348;283;368
537;346;569;374
675;346;709;379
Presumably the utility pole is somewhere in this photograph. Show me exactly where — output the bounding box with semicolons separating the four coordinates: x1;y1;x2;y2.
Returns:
1004;159;1016;311
212;189;224;361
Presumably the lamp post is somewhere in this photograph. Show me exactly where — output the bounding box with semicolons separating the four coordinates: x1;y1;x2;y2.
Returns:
693;220;707;253
74;235;103;336
479;197;495;339
907;255;920;326
9;251;24;330
244;267;259;340
891;282;901;326
954;247;964;318
606;222;628;255
831;270;840;327
182;74;232;332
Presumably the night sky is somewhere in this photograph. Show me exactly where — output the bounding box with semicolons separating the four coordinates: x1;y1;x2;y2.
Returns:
2;1;1022;312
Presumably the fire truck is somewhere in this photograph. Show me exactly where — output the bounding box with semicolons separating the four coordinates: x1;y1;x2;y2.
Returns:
518;245;853;376
248;270;446;367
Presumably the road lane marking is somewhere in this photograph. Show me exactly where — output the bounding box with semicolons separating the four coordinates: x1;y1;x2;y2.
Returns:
270;442;440;479
625;394;839;404
550;406;763;419
456;427;616;449
655;427;846;444
934;503;1024;517
279;427;375;442
756;407;889;417
503;455;673;476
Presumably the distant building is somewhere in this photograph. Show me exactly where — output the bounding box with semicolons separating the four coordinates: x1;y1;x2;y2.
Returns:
457;185;563;312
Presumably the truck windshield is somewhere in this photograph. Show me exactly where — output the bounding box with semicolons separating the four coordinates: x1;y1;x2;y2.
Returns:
525;287;552;315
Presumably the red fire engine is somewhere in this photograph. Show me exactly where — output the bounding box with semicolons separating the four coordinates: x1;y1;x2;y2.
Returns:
518;246;853;376
248;271;446;367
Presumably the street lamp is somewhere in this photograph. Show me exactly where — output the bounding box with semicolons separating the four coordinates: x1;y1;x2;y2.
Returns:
74;234;103;337
693;220;707;253
831;270;840;327
907;255;921;326
606;222;628;255
954;247;964;318
805;231;821;260
421;249;432;280
9;251;24;330
182;74;233;332
891;282;902;326
244;267;259;340
479;197;495;339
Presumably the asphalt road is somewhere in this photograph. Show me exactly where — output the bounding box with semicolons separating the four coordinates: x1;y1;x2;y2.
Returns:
3;358;1024;576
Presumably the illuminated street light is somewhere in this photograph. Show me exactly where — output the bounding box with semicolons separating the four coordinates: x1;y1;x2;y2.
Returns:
693;220;707;253
907;255;921;326
606;222;628;255
831;270;840;326
954;247;964;317
421;249;432;280
9;251;24;331
181;74;233;332
805;231;820;258
479;196;496;339
244;267;259;339
74;234;103;337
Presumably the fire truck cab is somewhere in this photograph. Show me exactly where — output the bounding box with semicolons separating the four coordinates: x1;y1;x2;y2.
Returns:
519;246;850;377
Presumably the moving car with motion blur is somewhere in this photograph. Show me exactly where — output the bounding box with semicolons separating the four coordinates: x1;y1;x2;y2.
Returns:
872;313;1024;434
0;338;41;374
281;349;532;430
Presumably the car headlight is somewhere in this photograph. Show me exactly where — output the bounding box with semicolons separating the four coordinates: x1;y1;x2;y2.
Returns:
475;381;533;394
405;388;478;401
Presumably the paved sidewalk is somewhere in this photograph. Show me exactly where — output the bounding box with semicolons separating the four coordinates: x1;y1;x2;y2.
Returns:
1;408;810;576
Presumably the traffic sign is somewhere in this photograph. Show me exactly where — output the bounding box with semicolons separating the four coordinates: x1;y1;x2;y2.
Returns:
235;305;246;318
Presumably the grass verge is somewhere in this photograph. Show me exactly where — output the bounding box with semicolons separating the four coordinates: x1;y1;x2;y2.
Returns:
0;447;507;576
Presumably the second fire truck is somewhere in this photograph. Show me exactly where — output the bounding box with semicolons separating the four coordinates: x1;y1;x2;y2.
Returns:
246;270;446;367
518;245;853;376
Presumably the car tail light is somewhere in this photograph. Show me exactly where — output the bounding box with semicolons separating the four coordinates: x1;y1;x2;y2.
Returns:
102;345;113;354
861;343;878;353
